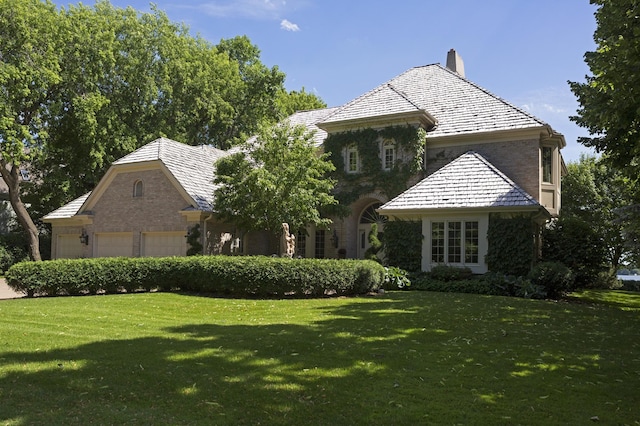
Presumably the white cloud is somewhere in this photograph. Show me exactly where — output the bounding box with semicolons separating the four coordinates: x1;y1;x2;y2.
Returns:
280;19;300;31
198;0;301;20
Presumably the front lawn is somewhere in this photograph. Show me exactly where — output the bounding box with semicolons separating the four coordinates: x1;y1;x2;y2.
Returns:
0;291;638;425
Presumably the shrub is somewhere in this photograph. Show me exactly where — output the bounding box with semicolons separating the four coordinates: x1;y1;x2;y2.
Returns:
6;256;385;298
429;265;473;282
481;272;545;299
410;273;506;296
528;261;575;299
383;266;411;290
382;220;422;272
0;244;15;274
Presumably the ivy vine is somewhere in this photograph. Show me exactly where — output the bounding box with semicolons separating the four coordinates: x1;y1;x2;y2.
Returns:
486;214;537;276
323;125;426;207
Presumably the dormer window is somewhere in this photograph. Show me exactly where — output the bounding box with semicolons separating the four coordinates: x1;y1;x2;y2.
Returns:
382;140;396;170
346;146;359;173
133;180;144;197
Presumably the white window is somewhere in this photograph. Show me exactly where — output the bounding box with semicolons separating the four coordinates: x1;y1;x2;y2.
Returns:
431;220;479;265
346;146;359;173
133;180;144;197
542;146;553;183
382;140;396;170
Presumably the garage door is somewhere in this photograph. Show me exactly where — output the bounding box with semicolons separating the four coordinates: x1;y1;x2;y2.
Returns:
142;232;186;257
57;234;83;259
95;233;133;257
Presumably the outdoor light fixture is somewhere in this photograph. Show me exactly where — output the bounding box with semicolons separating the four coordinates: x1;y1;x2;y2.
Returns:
79;229;89;245
330;229;339;248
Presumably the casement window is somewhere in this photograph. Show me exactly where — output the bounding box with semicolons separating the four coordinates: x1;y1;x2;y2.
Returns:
296;231;306;258
133;180;144;197
431;220;479;264
346;146;359;173
382;140;396;170
542;146;553;183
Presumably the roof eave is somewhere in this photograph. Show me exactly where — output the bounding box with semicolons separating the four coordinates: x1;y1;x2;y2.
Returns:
378;205;547;217
318;110;437;132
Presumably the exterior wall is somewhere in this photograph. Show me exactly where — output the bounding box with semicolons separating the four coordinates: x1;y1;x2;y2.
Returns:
425;138;541;204
87;169;191;257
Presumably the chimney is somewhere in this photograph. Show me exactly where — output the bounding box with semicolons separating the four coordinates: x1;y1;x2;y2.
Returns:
446;49;465;77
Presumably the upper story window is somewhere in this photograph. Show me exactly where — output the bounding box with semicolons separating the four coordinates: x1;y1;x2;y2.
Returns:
346;146;359;173
382;140;396;170
542;146;553;183
133;180;144;197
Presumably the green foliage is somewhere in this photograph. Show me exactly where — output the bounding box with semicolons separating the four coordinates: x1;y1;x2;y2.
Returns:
486;214;536;276
186;224;202;256
569;0;640;182
213;122;337;241
528;261;575;299
382;220;422;272
364;222;382;262
323;125;426;205
276;87;327;118
6;256;385;298
429;265;473;281
410;274;506;296
542;217;609;288
383;266;411;289
481;272;546;299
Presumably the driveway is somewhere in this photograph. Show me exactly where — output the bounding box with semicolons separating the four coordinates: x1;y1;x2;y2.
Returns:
0;278;24;300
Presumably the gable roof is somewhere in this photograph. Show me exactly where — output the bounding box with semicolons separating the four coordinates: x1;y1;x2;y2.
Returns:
378;151;543;213
44;138;228;220
280;107;340;147
320;64;547;137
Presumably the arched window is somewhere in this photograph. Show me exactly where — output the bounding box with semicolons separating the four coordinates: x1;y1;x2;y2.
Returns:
133;180;144;198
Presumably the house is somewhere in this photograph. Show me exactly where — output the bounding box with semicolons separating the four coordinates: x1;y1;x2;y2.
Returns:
45;50;565;273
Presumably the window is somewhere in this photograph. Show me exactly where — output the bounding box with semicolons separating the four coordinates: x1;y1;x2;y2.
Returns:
346;146;359;173
382;140;396;170
19;169;30;182
315;230;325;259
133;180;144;197
542;146;553;183
296;231;306;258
431;220;479;265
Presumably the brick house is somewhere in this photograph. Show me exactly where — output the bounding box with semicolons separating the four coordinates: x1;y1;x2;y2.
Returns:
44;50;565;272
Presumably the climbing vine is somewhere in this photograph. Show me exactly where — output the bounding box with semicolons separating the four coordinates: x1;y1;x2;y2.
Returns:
323;125;426;207
486;214;537;276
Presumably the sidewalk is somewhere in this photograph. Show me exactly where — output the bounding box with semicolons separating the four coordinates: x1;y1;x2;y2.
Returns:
0;278;24;300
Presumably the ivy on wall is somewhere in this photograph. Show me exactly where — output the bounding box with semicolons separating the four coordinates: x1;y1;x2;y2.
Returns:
323;125;426;207
382;220;422;272
486;214;537;276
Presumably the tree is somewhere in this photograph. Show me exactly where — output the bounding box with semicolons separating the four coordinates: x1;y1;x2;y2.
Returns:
213;122;337;250
276;87;327;117
569;0;640;180
1;0;311;259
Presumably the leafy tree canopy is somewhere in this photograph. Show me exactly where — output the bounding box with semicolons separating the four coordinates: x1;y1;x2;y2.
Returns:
213;122;337;245
569;0;640;180
0;0;325;259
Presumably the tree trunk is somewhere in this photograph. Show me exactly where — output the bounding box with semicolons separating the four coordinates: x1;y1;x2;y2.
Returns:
0;161;41;261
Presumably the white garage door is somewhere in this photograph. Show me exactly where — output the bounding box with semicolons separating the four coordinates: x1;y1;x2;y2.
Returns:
142;232;186;257
57;234;83;259
95;233;133;257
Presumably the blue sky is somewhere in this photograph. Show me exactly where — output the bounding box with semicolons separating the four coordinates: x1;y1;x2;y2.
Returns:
53;0;599;162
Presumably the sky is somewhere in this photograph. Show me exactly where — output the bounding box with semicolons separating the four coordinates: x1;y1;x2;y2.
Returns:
53;0;600;163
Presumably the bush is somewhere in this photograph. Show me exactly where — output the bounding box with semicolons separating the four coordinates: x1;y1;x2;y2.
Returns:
6;256;385;298
481;272;546;299
383;266;411;290
0;245;15;274
410;273;507;296
528;261;575;299
429;265;473;282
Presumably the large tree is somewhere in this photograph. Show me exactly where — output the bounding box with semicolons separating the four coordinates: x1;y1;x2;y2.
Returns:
213;122;337;251
569;0;640;180
1;0;323;260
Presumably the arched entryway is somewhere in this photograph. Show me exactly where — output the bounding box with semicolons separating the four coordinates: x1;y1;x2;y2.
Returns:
356;202;387;259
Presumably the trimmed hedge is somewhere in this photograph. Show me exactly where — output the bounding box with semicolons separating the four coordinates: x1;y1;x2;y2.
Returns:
6;256;385;298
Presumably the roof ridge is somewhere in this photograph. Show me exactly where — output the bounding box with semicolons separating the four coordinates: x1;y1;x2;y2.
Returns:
386;83;423;111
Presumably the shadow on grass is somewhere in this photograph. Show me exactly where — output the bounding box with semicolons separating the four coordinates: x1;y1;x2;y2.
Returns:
0;292;639;425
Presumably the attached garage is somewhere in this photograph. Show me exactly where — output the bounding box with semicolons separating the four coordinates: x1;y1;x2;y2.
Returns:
141;232;186;257
56;234;84;259
95;233;133;257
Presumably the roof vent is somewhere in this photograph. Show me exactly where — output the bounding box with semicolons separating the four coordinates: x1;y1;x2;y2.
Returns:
446;49;465;77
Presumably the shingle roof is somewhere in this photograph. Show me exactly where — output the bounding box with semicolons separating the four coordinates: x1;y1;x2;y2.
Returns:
114;137;228;210
378;151;541;212
43;192;91;220
285;107;340;146
321;64;546;136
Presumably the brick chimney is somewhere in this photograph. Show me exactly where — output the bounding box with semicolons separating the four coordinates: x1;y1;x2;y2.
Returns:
446;49;465;77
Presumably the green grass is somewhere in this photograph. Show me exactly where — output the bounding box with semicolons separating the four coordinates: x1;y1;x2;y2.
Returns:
0;291;638;425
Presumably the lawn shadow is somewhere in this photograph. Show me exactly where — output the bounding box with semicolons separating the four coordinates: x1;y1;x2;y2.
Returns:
1;292;638;424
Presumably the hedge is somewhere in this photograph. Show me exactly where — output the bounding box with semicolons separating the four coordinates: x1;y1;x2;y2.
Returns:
5;256;385;298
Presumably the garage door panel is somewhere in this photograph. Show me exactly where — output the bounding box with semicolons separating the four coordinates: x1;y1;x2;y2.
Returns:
96;233;133;258
142;232;186;257
57;234;83;259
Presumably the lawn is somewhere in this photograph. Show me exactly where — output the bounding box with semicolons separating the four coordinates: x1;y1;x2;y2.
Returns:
0;290;638;425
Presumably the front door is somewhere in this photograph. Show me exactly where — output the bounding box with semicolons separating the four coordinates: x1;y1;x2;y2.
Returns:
356;203;385;260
